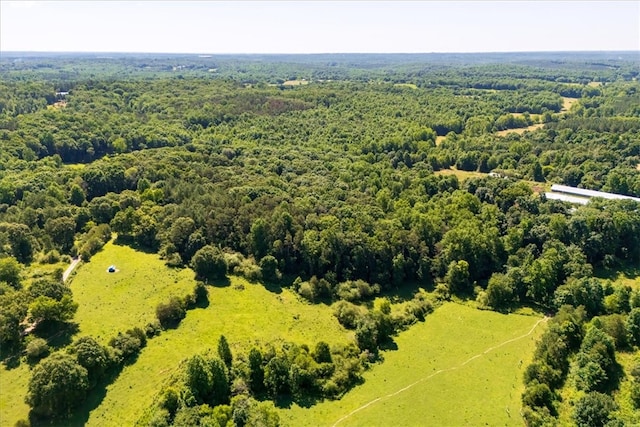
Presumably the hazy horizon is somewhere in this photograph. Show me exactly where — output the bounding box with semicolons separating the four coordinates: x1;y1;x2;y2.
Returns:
2;1;638;55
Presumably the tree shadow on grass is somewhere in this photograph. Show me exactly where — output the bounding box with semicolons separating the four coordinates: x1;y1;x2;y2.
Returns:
112;235;158;254
28;363;126;427
260;280;283;295
594;261;640;281
33;321;79;350
206;276;231;288
273;392;323;410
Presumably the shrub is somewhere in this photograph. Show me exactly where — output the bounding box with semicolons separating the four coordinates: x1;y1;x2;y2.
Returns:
156;296;186;328
26;338;50;361
333;300;362;329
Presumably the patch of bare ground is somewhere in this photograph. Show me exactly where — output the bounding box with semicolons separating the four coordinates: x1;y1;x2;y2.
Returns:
561;97;578;112
496;123;544;136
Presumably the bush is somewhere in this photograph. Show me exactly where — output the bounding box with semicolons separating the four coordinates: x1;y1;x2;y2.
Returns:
259;255;280;282
193;281;208;305
26;338;49;361
156;296;186;328
573;392;617;427
191;245;227;281
335;280;380;302
333;300;362;329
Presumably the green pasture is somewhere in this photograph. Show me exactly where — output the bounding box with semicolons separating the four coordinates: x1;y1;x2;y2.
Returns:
69;240;196;343
0;363;31;427
82;276;351;426
281;303;546;427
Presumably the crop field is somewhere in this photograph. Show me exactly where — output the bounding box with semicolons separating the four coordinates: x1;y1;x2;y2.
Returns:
80;275;351;426
280;303;546;427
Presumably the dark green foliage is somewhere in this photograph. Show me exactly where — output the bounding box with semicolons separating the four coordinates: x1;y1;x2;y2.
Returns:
217;335;232;368
155;296;186;328
185;354;213;404
574;325;619;393
26;353;89;418
573;392;617;427
554;278;604;317
25;338;50;362
521;381;555;414
0;286;28;347
2;53;640;425
248;347;265;393
191;245;228;282
264;355;290;397
70;336;111;386
0;256;21;288
355;316;379;353
313;341;332;364
484;273;513;310
259;255;280;282
28;294;78;324
627;308;640;347
28;279;71;301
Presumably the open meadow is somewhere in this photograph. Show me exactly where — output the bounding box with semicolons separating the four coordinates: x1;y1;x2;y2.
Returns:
280;303;546;427
68;240;197;343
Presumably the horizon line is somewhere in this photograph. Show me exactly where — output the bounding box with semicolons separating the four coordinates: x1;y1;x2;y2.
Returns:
2;49;639;56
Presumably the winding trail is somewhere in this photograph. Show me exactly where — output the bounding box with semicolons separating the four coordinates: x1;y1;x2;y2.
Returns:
331;316;549;427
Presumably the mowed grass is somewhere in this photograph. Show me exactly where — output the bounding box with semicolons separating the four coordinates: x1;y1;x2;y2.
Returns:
83;277;352;427
281;303;546;427
69;240;196;343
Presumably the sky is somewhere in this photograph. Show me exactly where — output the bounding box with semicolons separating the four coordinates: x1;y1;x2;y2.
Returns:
1;1;639;54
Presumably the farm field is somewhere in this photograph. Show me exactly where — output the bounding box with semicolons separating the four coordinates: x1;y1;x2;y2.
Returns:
280;303;546;427
79;274;351;426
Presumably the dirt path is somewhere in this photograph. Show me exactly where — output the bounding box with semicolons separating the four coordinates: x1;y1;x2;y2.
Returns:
331;316;549;427
63;256;81;282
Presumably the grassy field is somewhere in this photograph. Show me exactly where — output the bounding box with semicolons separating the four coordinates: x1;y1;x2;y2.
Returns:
81;276;351;426
434;168;488;181
280;303;546;427
495;123;544;136
0;363;31;426
68;240;196;343
0;241;197;426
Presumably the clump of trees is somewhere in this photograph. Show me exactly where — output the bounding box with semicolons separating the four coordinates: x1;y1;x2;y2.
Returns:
142;336;369;426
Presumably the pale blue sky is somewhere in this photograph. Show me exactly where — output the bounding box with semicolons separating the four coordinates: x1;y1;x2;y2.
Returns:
1;1;638;53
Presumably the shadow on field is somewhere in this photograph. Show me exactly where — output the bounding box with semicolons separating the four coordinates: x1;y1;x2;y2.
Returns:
261;280;283;294
28;364;126;427
113;236;158;254
208;277;231;288
34;320;79;350
273;393;323;410
594;262;640;281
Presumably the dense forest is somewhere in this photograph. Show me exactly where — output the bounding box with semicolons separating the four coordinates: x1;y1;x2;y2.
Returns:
0;52;639;426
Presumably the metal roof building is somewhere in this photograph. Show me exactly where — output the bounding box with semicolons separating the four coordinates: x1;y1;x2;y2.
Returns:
550;184;640;203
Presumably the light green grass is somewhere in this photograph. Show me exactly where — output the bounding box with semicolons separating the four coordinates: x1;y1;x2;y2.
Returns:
434;168;488;181
84;277;352;427
69;240;196;343
0;242;197;426
0;363;31;426
281;303;546;427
